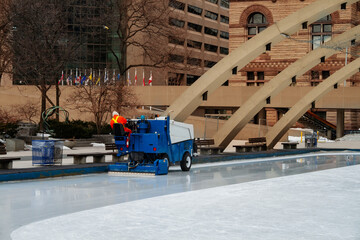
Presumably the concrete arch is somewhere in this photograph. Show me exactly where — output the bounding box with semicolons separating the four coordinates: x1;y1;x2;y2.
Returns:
266;57;360;149
212;25;360;149
164;0;356;122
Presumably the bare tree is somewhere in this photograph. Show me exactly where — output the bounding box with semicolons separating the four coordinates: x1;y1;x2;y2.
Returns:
0;0;12;83
10;0;80;126
13;102;39;124
66;83;137;134
104;0;186;79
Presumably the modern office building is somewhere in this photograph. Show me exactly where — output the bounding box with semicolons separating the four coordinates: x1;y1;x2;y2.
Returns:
164;0;230;86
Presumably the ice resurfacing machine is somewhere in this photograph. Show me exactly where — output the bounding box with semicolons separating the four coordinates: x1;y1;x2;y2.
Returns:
108;116;194;175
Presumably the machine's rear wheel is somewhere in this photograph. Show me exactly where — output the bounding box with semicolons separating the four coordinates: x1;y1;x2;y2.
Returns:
180;152;192;171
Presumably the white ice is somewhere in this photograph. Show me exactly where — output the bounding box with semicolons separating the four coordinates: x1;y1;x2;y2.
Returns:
11;164;360;240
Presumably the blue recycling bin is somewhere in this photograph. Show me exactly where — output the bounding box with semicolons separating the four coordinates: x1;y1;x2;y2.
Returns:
32;140;63;165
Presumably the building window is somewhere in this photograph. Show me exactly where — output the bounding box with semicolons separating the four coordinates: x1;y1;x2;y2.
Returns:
169;18;185;28
257;71;264;80
187;57;201;66
220;47;228;55
204;43;218;53
247;72;255;80
187;74;200;85
168;36;185;45
188;4;202;16
220;15;229;24
204;27;218;37
169;54;184;63
247;12;268;38
311;71;319;80
187;40;202;49
169;0;185;11
205;10;218;20
220;31;229;39
188;22;202;32
204;60;217;68
168;72;184;86
322;70;330;79
220;0;229;9
311;15;332;49
206;0;218;4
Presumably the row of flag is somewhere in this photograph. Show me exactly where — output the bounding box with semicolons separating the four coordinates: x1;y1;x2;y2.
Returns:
58;68;153;86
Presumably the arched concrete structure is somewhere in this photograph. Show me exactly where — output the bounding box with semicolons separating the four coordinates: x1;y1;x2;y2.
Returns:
266;57;360;149
212;25;360;149
164;0;357;122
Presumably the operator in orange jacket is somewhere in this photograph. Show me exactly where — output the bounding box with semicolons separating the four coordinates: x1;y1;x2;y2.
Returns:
110;111;132;134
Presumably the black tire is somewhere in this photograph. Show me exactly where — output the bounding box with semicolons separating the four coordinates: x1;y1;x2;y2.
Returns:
180;152;192;171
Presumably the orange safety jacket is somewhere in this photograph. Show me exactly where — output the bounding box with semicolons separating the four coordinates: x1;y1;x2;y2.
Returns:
110;115;132;133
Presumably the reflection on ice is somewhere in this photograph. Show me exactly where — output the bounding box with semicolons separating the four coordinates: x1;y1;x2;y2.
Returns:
1;152;360;240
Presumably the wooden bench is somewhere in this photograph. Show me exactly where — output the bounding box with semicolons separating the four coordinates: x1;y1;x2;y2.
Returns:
234;137;267;153
67;152;124;165
0;157;21;169
281;142;299;149
194;138;222;155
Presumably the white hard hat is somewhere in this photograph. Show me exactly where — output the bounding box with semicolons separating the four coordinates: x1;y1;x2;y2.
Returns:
112;111;119;117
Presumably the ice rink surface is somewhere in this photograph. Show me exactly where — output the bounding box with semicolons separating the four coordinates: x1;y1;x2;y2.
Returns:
1;152;360;239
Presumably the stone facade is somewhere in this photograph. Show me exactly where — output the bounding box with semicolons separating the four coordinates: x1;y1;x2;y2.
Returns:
229;0;360;129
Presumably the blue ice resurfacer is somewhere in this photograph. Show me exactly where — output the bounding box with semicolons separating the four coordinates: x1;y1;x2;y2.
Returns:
108;116;194;175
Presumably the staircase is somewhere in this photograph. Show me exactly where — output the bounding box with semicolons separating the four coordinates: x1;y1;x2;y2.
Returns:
278;109;337;139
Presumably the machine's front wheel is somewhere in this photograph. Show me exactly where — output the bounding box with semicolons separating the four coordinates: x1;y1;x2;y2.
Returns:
180;152;192;171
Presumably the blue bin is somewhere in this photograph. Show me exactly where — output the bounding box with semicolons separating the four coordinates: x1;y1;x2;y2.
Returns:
32;140;63;165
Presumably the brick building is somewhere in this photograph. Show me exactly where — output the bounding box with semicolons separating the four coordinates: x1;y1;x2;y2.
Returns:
229;0;360;130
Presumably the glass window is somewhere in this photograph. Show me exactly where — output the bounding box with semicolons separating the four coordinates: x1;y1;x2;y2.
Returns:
247;12;268;37
188;22;202;32
323;24;332;32
169;18;185;28
247;72;255;81
311;71;319;79
220;47;228;55
168;36;185;45
312;24;321;33
187;57;201;66
311;15;332;49
204;27;218;37
220;15;229;24
204;60;216;68
204;43;218;53
187;40;202;49
187;74;200;85
188;5;202;16
220;0;229;9
169;0;185;11
257;72;264;80
205;11;218;20
169;54;184;63
322;71;330;79
220;31;229;39
206;0;218;4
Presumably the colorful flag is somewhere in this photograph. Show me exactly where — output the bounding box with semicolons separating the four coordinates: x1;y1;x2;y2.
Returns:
142;69;145;86
135;69;137;85
89;69;93;82
104;69;108;83
81;75;87;85
75;68;78;85
96;69;101;85
112;69;115;82
148;71;153;86
58;71;64;85
127;71;131;86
